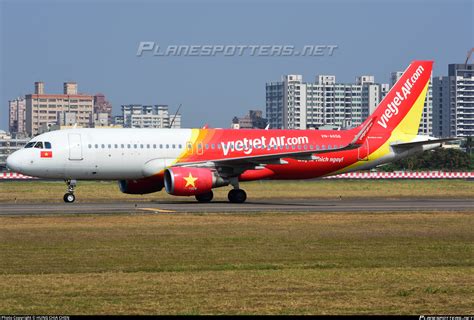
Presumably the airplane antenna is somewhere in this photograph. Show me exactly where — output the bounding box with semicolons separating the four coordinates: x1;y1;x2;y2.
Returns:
169;104;182;128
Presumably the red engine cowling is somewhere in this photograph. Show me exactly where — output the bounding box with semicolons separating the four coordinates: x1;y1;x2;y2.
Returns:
164;167;227;196
119;176;164;194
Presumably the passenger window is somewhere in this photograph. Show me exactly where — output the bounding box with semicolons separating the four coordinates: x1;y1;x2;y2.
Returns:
114;144;118;149
88;144;92;149
108;144;111;148
179;144;182;149
153;144;156;148
292;145;296;150
328;145;331;150
166;144;169;149
297;145;302;150
304;145;308;150
217;144;221;150
160;144;163;149
121;144;125;148
101;144;105;148
147;144;150;149
34;141;43;149
45;142;52;149
316;145;320;150
285;145;290;150
95;144;99;148
211;144;215;149
127;144;131;149
140;144;144;148
205;144;209;150
24;142;35;148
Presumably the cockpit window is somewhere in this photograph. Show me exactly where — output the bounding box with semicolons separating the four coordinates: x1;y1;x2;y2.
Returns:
24;142;36;148
34;142;43;149
44;142;52;149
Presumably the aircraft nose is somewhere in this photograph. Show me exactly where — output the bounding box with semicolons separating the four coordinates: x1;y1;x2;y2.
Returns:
6;151;23;172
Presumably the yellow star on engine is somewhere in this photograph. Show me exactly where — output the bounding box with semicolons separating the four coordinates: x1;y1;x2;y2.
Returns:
184;173;198;188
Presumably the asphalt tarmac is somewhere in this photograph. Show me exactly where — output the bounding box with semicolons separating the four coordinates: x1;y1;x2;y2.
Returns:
0;198;472;215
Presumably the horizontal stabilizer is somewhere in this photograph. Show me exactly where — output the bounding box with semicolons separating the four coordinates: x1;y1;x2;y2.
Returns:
391;138;460;150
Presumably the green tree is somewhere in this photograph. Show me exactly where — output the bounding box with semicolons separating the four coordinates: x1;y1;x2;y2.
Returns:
380;148;472;171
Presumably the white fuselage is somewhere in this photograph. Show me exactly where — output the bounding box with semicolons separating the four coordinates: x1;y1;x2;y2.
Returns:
7;128;192;180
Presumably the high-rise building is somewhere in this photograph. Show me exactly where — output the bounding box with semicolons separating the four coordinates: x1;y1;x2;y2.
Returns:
266;74;388;129
121;104;181;128
25;82;94;136
433;64;474;137
8;97;27;136
390;71;432;135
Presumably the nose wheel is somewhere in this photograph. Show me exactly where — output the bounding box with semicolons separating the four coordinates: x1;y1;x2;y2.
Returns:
63;193;76;203
64;179;77;203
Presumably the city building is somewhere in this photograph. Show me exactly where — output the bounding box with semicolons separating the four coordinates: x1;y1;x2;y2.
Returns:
266;74;388;129
232;110;267;129
390;71;433;135
94;93;113;124
433;64;474;137
113;115;124;126
8;97;27;137
121;104;181;128
0;130;30;170
25;82;94;136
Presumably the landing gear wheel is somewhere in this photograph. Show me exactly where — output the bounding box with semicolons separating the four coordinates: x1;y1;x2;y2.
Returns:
228;189;247;203
195;190;213;203
63;193;75;203
64;179;77;203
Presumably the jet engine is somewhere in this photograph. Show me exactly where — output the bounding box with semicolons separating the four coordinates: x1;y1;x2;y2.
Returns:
164;167;228;196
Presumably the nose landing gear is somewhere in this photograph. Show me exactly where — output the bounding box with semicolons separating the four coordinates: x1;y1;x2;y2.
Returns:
63;179;77;203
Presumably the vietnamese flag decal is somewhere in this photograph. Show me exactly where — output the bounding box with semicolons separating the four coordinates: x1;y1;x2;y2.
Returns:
40;151;53;158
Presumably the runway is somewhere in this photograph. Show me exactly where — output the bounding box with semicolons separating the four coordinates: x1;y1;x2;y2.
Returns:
0;198;472;215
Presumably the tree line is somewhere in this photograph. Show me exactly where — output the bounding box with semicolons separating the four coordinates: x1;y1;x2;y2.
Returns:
381;148;473;171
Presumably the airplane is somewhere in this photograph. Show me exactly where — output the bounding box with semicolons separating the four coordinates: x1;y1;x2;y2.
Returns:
6;60;455;203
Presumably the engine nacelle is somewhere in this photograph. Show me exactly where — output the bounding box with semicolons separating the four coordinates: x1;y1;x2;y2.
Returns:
119;176;164;194
164;167;228;196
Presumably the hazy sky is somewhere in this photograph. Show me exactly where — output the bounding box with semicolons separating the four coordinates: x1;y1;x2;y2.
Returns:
0;0;472;130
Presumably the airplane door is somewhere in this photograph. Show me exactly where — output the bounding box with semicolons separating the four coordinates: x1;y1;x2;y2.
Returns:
68;133;83;160
357;139;369;161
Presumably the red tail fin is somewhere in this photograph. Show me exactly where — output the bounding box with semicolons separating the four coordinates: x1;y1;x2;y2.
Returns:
362;60;433;135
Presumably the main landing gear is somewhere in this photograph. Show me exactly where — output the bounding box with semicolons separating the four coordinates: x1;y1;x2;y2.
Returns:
194;178;247;204
228;188;247;203
195;190;214;203
63;179;77;203
227;178;247;203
